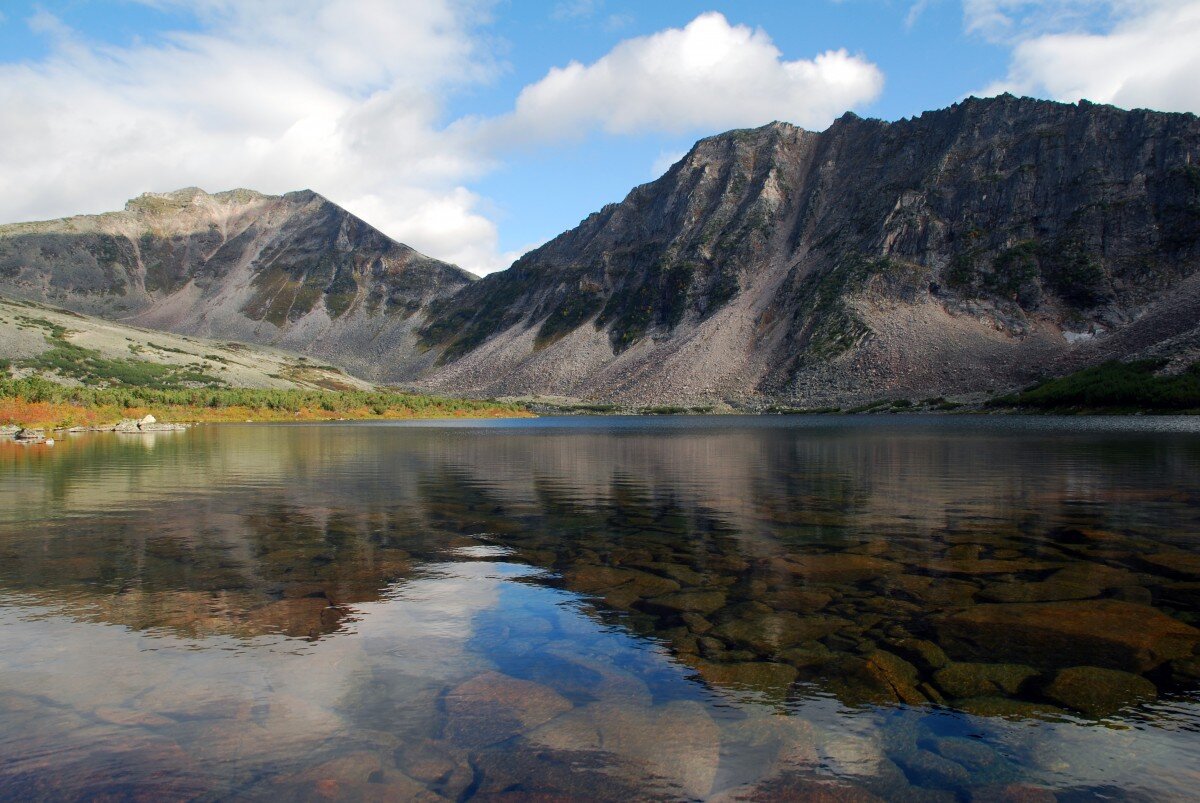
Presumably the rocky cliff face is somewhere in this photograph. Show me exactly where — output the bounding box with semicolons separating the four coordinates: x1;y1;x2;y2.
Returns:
416;95;1200;404
0;188;474;381
4;96;1199;404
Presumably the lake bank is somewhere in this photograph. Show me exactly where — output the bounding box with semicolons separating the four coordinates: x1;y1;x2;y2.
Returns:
0;376;533;430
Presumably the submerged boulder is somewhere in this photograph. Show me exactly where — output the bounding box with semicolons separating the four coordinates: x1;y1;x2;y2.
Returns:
935;600;1200;672
442;671;571;747
1041;665;1158;717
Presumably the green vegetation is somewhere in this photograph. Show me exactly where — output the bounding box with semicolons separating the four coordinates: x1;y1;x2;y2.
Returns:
15;317;224;389
147;342;189;355
945;237;1110;308
598;260;697;353
793;254;893;358
535;287;604;348
989;359;1200;412
638;404;714;415
765;405;841;414
419;266;540;364
0;375;530;429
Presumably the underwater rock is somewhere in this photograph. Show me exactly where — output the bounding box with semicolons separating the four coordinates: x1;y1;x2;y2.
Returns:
528;699;720;799
442;671;572;747
1040;666;1157;717
933;663;1039;699
935;600;1200;672
643;589;727;615
777;554;903;583
684;658;799;698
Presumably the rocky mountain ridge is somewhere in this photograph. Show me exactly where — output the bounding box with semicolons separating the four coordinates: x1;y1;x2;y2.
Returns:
0;187;473;382
2;95;1199;405
414;94;1200;404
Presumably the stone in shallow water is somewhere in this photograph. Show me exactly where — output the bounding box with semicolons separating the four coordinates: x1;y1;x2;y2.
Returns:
977;563;1139;604
887;638;949;671
562;565;680;598
442;671;572;748
1040;665;1158;717
894;747;973;790
928;736;1001;773
469;744;664;801
710;773;887;802
684;658;799;698
932;663;1039;699
712;612;848;654
884;575;978;606
922;558;1065;577
819;651;926;707
643;589;727;615
968;783;1058;802
935;600;1200;672
954;697;1065;720
777;554;903;583
763;588;834;613
1136;550;1200;579
528;699;719;799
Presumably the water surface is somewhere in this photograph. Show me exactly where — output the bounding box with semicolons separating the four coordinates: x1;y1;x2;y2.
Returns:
2;416;1200;800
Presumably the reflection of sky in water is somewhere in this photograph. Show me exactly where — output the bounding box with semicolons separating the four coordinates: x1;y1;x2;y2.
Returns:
1;417;1199;798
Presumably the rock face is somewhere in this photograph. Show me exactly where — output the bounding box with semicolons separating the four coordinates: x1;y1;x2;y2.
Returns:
0;187;474;382
4;96;1199;405
415;94;1200;405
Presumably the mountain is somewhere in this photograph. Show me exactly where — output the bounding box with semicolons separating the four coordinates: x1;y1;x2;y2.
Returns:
3;96;1199;406
415;95;1200;405
0;188;473;382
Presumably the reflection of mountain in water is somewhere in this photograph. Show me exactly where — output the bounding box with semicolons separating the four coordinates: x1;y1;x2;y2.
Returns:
2;421;1200;718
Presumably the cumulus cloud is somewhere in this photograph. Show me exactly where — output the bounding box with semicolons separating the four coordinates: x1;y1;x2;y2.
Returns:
974;0;1200;114
0;0;509;274
483;12;883;143
0;6;887;274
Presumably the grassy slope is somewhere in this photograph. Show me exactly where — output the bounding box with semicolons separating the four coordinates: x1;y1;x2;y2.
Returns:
989;359;1200;412
0;295;529;428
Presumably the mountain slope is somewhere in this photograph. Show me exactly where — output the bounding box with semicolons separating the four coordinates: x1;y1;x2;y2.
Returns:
0;188;474;382
0;293;371;391
415;95;1200;404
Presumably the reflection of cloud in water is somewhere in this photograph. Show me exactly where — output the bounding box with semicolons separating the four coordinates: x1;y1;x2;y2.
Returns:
2;420;1200;798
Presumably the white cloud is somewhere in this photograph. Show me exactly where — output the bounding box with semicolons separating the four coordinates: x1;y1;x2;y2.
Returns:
0;1;510;274
977;0;1200;114
651;149;687;177
0;6;886;275
552;0;601;21
483;12;883;143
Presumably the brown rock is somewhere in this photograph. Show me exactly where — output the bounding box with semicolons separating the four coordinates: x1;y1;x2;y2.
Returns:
561;565;679;597
923;559;1064;576
970;783;1058;802
933;663;1038;699
643;589;727;615
1137;551;1200;579
1041;666;1158;717
712;612;849;654
778;554;902;583
935;600;1200;672
885;574;977;606
528;699;719;799
685;658;799;698
442;671;571;747
763;588;834;613
887;638;949;671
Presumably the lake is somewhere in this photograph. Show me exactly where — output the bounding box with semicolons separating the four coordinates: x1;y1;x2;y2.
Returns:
2;416;1200;800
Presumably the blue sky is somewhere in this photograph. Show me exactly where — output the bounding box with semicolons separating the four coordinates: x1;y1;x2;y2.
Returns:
1;1;1197;273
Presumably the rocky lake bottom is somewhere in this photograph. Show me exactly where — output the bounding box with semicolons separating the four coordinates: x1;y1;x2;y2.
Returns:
1;415;1199;800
